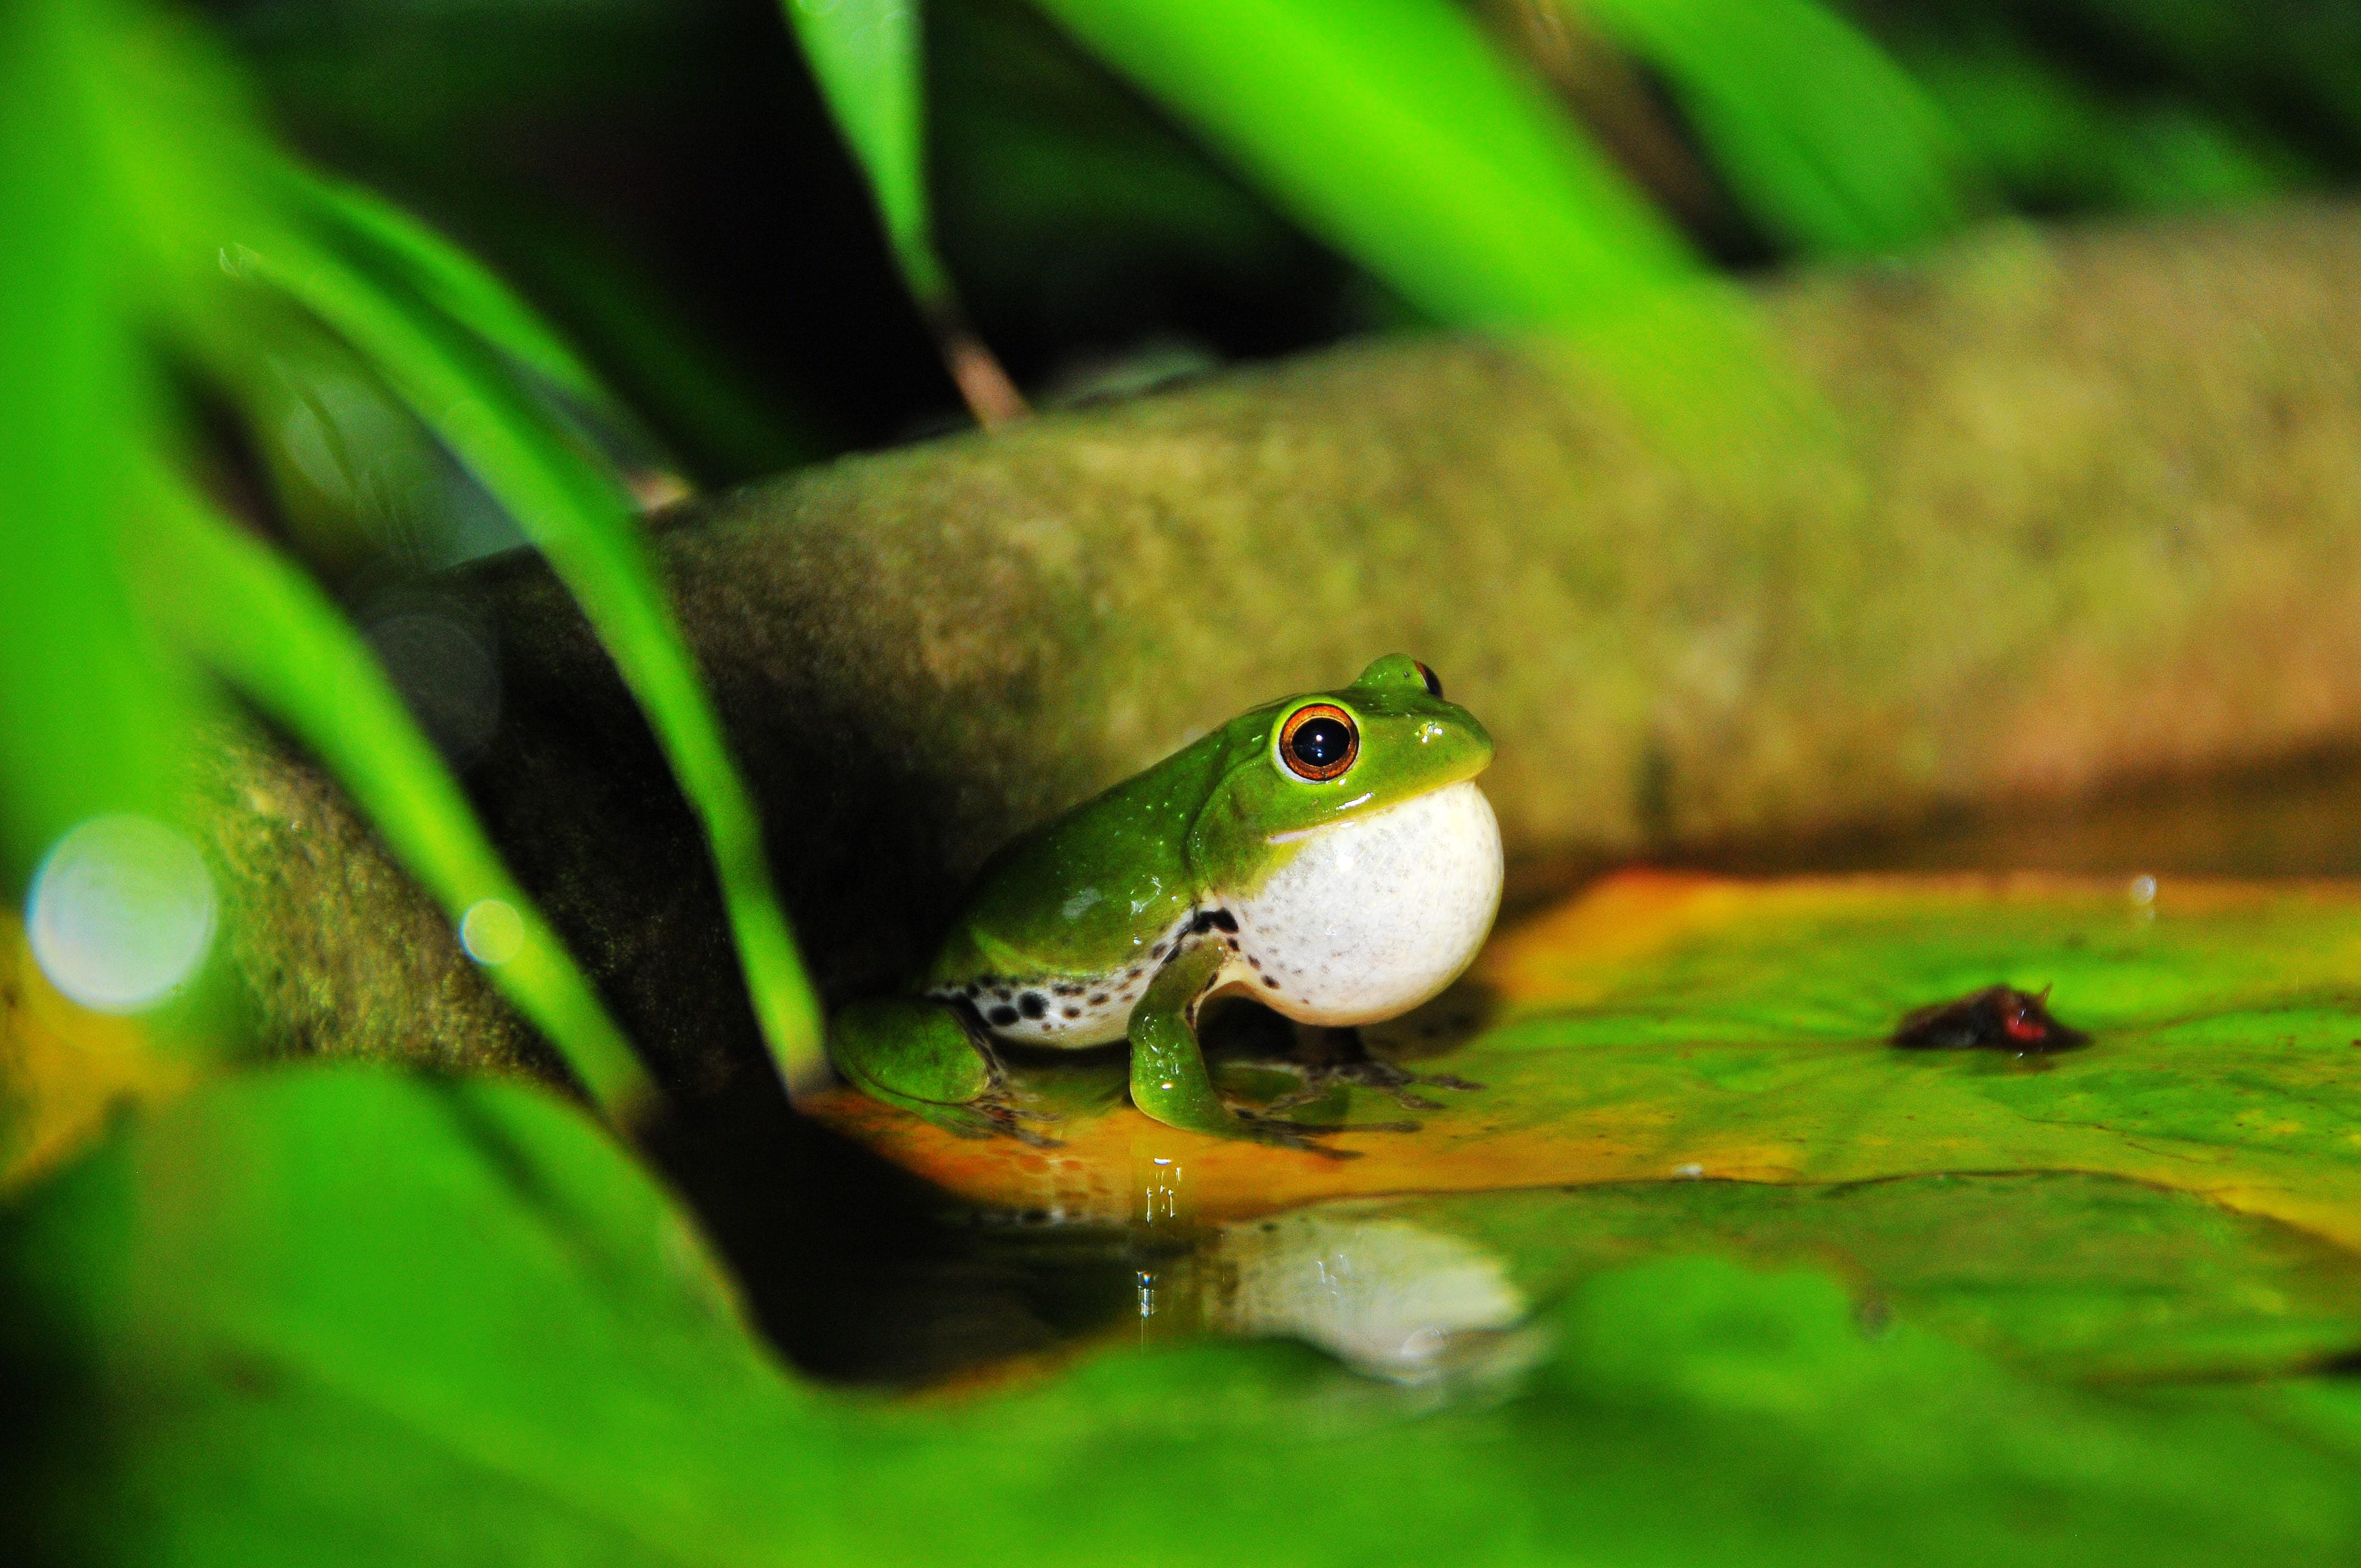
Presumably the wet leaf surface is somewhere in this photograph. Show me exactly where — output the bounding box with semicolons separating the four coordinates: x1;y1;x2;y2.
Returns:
15;869;2361;1561
1198;1173;2361;1385
804;872;2361;1244
12;1065;2361;1565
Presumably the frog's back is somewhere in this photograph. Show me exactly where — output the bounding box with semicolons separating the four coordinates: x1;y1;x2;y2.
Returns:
920;739;1220;1046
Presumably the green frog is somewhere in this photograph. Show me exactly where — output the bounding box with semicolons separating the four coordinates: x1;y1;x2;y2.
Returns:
828;655;1501;1145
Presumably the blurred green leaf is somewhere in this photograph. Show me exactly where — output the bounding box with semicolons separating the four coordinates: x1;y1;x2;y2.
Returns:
928;0;1339;338
779;1;1028;423
1291;1172;2361;1384
1005;0;1797;459
23;1058;2361;1558
1022;0;1695;329
12;1063;2361;1564
1869;0;2361;169
236;230;828;1093
1902;40;2311;215
1576;0;1975;253
137;480;655;1124
0;0;198;888
0;0;823;1092
779;0;947;303
289;169;680;488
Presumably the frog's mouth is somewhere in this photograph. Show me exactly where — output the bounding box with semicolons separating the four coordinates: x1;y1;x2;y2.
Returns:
1264;774;1481;845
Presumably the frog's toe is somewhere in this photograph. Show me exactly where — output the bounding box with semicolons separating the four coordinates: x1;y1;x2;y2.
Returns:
1208;1107;1364;1159
1260;1057;1482;1118
857;1079;1064;1147
969;1092;1066;1148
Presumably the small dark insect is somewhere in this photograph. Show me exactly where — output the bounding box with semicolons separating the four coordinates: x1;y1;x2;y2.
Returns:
1890;984;2089;1054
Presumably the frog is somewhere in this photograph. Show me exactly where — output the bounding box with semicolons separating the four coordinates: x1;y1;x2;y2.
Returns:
827;655;1503;1146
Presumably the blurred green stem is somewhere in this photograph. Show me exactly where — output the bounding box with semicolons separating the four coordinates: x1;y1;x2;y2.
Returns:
777;0;1027;426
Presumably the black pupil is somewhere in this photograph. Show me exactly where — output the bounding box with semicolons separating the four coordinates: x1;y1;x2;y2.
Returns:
1293;717;1351;769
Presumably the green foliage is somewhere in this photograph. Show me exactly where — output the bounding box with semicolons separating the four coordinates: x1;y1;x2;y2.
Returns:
1905;40;2314;213
16;2;2361;1560
0;0;822;1103
1330;1173;2361;1382
13;1064;2361;1565
240;186;827;1093
137;480;652;1121
0;0;199;884
292;171;674;477
786;0;1978;339
779;0;949;304
1025;0;1693;330
15;876;2361;1558
1577;0;1976;252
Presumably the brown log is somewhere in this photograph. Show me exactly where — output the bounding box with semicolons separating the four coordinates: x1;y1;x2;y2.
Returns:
206;205;2361;1085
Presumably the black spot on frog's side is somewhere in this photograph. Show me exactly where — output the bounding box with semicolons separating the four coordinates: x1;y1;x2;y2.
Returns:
1891;985;2089;1054
1018;992;1048;1020
987;1004;1020;1027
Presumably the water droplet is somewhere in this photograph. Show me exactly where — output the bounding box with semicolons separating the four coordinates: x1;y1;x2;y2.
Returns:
460;899;525;965
2129;874;2158;906
27;815;216;1012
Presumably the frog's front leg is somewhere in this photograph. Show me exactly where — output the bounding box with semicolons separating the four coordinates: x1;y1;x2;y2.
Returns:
1127;946;1343;1153
828;998;1051;1143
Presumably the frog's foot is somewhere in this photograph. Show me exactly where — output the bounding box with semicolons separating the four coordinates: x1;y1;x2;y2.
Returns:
1128;946;1363;1157
1214;1107;1368;1159
855;1077;1064;1147
828;998;1064;1146
1260;1058;1482;1117
1258;1025;1485;1118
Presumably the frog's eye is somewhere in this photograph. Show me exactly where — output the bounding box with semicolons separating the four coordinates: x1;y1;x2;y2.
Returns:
1278;704;1358;781
1412;661;1443;698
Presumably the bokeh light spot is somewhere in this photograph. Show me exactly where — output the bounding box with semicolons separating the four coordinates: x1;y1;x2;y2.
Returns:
460;899;525;965
26;815;217;1014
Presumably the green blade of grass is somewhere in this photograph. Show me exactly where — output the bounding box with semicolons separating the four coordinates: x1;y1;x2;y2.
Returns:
138;477;657;1126
285;168;685;489
775;0;1027;423
64;0;819;1093
233;235;829;1098
289;171;617;412
1023;0;1696;329
0;0;193;889
779;0;944;302
1577;0;1974;253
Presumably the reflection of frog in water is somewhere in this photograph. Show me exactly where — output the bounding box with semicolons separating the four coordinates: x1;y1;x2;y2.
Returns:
829;656;1503;1145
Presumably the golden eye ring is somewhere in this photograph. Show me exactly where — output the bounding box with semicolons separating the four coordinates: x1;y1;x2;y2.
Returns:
1279;704;1358;781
